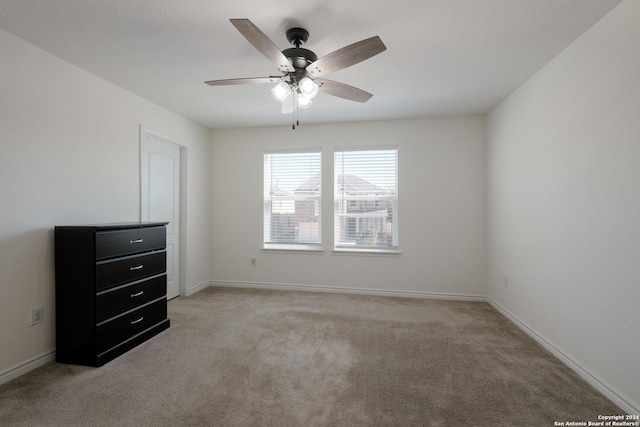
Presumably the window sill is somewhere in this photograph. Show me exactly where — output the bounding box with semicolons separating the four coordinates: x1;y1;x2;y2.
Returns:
332;248;402;257
262;244;324;254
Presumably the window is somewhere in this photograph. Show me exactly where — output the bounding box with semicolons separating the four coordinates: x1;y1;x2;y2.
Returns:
334;147;398;251
264;149;321;249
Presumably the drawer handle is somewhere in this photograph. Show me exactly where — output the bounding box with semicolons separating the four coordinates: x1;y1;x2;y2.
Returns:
130;264;144;271
130;239;144;244
130;317;144;325
131;291;144;298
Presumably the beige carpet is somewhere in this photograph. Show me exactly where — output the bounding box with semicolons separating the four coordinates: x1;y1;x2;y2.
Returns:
0;287;622;426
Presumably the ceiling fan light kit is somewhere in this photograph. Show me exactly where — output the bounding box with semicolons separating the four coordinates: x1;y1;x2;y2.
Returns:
205;19;386;129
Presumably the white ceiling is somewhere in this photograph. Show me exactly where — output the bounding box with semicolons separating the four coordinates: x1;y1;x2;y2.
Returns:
0;0;621;130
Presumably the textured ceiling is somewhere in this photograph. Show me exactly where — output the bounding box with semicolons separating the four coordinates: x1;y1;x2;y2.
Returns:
0;0;621;129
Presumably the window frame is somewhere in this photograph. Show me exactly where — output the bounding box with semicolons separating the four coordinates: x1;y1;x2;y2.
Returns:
333;145;399;254
263;148;323;252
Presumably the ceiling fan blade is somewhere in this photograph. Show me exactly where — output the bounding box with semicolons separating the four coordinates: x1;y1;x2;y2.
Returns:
230;19;295;73
315;79;373;103
281;93;294;114
205;76;284;86
306;36;386;78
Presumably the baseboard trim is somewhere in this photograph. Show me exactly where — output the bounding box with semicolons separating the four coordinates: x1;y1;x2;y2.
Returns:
209;280;486;302
0;350;55;386
186;280;211;296
487;298;639;415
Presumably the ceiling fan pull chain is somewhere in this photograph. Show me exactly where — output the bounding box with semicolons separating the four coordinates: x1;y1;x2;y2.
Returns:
292;93;297;130
297;96;301;127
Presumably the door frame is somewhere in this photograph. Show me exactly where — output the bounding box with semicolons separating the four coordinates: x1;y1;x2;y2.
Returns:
139;126;188;297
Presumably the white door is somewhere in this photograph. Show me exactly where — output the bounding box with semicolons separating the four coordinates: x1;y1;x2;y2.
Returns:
141;129;181;299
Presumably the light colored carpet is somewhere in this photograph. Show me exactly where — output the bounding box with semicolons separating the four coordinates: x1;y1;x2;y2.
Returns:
0;287;622;426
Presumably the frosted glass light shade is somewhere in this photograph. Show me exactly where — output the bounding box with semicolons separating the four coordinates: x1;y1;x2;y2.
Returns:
271;82;291;103
298;94;313;109
299;77;319;99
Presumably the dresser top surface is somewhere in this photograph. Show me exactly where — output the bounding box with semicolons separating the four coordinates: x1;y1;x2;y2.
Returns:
55;221;168;231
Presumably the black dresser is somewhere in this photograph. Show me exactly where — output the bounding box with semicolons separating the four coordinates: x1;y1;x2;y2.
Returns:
55;222;170;366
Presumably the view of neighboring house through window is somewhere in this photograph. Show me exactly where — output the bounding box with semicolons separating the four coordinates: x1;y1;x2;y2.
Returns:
334;147;398;250
263;149;321;248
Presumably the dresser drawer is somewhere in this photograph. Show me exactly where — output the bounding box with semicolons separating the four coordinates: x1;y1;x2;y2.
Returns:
96;251;166;291
96;298;167;354
96;274;167;322
95;226;166;260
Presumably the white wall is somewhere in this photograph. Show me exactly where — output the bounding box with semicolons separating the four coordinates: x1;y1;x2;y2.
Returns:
0;29;211;377
487;0;639;412
211;116;486;298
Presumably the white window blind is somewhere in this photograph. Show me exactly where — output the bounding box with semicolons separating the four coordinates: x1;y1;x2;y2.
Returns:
264;149;321;248
334;147;398;250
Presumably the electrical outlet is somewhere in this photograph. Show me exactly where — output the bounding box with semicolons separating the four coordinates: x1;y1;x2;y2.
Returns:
30;306;44;325
250;257;257;267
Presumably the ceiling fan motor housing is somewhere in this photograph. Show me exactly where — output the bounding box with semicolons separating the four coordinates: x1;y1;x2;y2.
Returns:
283;47;317;69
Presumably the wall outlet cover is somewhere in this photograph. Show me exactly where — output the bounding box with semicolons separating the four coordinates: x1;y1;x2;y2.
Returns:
30;306;44;325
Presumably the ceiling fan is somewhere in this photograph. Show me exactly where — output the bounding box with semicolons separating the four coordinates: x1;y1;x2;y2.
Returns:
205;19;386;128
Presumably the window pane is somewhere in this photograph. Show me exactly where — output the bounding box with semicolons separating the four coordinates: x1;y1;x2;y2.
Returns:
334;148;398;249
264;150;321;246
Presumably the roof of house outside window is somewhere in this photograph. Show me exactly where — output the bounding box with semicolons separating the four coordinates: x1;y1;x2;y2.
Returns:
296;174;387;195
